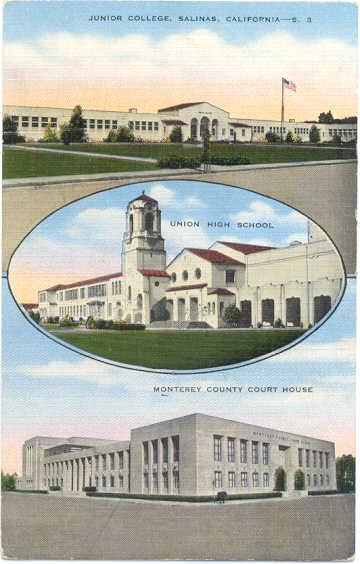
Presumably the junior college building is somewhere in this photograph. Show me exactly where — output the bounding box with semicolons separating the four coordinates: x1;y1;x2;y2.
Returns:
4;101;357;143
36;192;344;329
17;413;336;496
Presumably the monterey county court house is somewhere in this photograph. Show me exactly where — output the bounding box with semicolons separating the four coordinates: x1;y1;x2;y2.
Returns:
36;192;343;329
18;414;336;495
4;101;357;143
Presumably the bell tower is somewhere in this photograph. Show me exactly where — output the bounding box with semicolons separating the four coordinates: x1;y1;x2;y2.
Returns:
122;192;166;274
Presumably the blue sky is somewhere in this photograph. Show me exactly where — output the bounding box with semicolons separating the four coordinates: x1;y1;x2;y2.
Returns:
4;2;357;44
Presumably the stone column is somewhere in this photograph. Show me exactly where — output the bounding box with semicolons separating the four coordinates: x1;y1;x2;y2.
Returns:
148;441;153;494
168;437;174;494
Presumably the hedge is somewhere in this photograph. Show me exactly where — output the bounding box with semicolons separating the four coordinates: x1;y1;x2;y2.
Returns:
157;155;201;169
49;485;61;491
308;490;339;496
204;156;250;166
83;486;97;492
86;491;282;502
15;489;48;494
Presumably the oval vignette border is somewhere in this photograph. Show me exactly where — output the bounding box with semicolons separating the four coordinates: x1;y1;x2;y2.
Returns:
6;178;348;375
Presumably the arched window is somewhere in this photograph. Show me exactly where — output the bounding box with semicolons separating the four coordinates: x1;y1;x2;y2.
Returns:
195;268;201;279
171;272;177;283
129;214;134;235
182;270;188;281
212;302;216;314
145;212;154;233
128;286;132;301
137;294;143;309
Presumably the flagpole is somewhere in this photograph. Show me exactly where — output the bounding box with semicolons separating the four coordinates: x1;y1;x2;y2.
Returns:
281;77;284;143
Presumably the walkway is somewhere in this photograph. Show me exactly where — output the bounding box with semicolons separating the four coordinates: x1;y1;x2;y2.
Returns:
5;144;157;163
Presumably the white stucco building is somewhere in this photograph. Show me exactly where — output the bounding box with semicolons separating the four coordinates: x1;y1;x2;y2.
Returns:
16;413;337;496
37;192;344;329
4;101;357;143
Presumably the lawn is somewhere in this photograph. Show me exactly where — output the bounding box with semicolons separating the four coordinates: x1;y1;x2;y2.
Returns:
3;148;157;179
52;329;305;370
25;142;357;163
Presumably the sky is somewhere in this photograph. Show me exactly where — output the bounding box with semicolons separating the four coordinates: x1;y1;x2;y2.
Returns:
3;1;357;120
2;276;355;475
8;180;313;303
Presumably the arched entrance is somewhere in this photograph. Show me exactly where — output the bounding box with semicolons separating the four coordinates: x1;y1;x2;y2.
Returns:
211;119;219;140
190;118;198;141
314;295;331;323
178;298;185;321
240;300;252;327
200;116;210;138
286;297;301;326
262;299;274;325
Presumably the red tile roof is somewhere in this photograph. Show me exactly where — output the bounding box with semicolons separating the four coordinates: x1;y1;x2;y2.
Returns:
228;122;252;128
158;102;203;112
129;194;157;204
208;288;235;296
21;303;39;310
138;269;170;278
44;272;122;292
186;248;244;265
219;242;275;254
166;283;208;292
161;119;188;126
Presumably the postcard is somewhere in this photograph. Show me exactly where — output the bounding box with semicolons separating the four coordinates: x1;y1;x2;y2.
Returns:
2;1;356;560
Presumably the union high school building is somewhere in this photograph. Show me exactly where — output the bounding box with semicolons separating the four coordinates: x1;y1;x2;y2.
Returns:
4;101;357;143
36;192;344;329
17;413;336;496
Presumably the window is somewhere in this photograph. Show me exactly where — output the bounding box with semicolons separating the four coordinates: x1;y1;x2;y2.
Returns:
152;440;158;464
212;302;215;315
313;450;317;467
214;436;222;461
144;473;149;490
225;270;235;284
148;122;153;131
240;439;247;463
298;448;303;467
195;268;201;279
230;128;234;136
214;471;222;489
88;284;106;298
119;451;124;469
95;455;99;471
155;281;159;287
89;119;95;129
154;122;159;131
102;454;107;470
21;116;29;127
50;117;57;128
182;270;188;281
319;452;323;468
171;273;177;283
119;474;124;488
135;121;140;130
242;129;245;136
252;472;259;487
307;474;311;487
102;475;106;487
228;472;236;488
162;438;168;463
325;452;329;469
65;289;78;301
32;117;39;127
252;441;259;464
306;449;310;467
173;470;179;490
263;472;270;487
110;475;115;487
241;472;248;487
320;474;324;486
141;121;146;131
163;471;168;491
313;474;318;487
110;452;115;470
152;471;158;492
228;438;235;462
105;120;110;129
11;115;19;127
112;120;118;129
143;442;149;465
172;435;179;462
80;288;85;299
97;119;103;129
326;474;330;485
262;443;269;465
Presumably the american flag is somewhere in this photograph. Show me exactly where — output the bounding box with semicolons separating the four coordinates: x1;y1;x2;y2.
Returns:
282;77;296;92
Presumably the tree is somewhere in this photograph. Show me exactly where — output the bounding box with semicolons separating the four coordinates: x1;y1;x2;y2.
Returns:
294;469;305;490
3;114;25;144
332;133;342;145
318;110;334;124
1;471;17;491
285;131;294;143
265;131;280;143
104;126;134;143
60;105;87;144
309;125;320;143
201;127;211;170
336;454;355;492
223;304;242;327
42;123;59;142
274;467;287;491
169;126;183;143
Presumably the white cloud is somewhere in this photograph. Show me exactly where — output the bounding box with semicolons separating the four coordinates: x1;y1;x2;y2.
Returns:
230;199;307;229
149;184;207;209
282;233;308;246
269;337;356;364
66;207;126;242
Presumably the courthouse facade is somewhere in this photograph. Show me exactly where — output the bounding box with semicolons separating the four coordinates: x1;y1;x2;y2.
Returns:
17;413;337;496
37;192;344;329
4;101;357;143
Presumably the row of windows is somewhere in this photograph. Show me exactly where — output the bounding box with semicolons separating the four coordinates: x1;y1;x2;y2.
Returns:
43;450;126;475
12;115;57;128
229;128;247;137
329;129;356;136
171;269;236;284
298;448;330;469
143;436;179;465
269;126;286;133
112;280;121;295
252;126;265;133
214;470;270;489
129;121;159;131
294;127;310;134
214;436;269;465
144;469;179;491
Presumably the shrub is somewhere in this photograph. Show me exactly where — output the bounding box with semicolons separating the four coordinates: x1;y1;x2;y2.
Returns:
285;131;294;143
86;491;282;502
274;467;287;491
157;155;201;169
112;323;145;331
274;318;285;328
95;319;106;329
223;304;242;327
3;114;25;144
83;486;97;492
104;126;135;143
257;322;263;328
59;318;79;327
265;131;281;143
308;490;338;496
309;125;320;143
204;156;250;166
15;489;48;494
294;469;305;490
104;320;114;329
49;485;61;491
169;126;183;143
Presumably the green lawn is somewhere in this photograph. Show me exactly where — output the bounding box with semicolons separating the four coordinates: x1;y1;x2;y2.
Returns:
25;142;356;163
52;329;305;370
3;148;157;179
